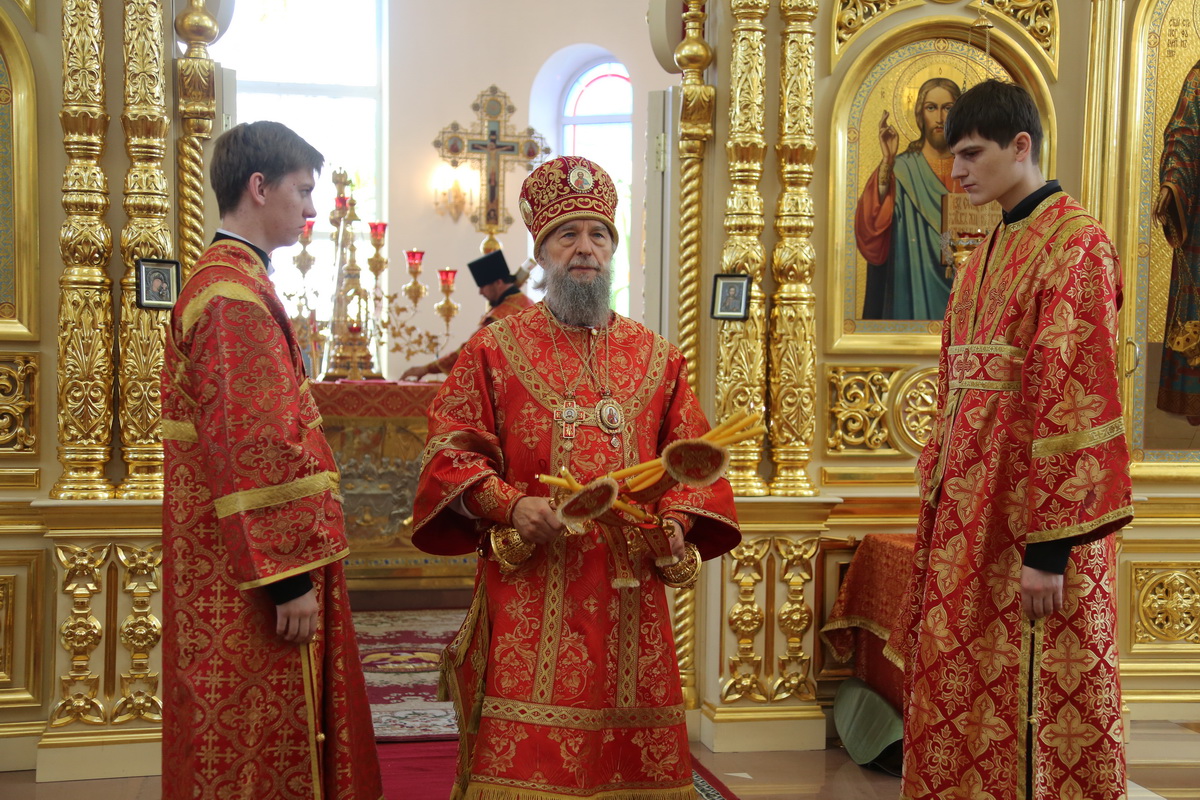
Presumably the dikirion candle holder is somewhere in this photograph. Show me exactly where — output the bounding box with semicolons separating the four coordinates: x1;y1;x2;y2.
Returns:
435;268;460;332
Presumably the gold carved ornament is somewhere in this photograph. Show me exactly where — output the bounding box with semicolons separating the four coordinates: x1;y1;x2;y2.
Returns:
117;0;172;499
770;536;818;701
769;0;819;496
674;0;716;395
978;0;1058;77
716;0;770;497
826;365;902;454
891;366;939;454
49;544;111;726
672;0;716;711
1134;566;1200;646
174;1;219;279
721;537;771;702
52;0;116;500
112;544;163;723
831;0;922;66
0;355;37;453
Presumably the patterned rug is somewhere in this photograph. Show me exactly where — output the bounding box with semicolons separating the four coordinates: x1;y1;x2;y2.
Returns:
354;608;467;741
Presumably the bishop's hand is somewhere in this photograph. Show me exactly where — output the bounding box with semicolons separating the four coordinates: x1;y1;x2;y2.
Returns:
512;496;564;545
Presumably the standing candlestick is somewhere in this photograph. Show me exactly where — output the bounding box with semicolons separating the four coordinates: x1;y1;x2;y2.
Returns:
404;249;428;306
294;220;316;278
435;268;459;332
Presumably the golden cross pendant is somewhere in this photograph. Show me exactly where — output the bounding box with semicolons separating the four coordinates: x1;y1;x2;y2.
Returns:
554;399;588;439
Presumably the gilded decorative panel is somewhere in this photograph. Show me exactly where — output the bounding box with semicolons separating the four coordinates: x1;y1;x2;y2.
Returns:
0;9;39;341
830;0;922;68
975;0;1059;79
0;353;36;454
827;19;1055;355
1131;562;1200;651
720;535;820;704
890;365;938;454
0;550;44;707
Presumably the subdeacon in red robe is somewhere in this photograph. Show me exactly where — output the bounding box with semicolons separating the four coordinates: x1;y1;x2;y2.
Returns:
897;193;1134;800
161;239;383;800
414;302;740;800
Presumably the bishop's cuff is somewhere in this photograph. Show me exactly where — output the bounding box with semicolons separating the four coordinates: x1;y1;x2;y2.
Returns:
461;475;525;525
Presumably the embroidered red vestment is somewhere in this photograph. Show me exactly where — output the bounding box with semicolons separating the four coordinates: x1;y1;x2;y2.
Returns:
161;240;382;800
897;194;1134;800
434;289;535;373
414;303;740;800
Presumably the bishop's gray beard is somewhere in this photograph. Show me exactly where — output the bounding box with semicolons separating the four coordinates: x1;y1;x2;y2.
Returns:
538;258;613;329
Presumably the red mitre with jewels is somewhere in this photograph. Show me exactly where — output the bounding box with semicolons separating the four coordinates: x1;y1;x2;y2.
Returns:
519;155;619;249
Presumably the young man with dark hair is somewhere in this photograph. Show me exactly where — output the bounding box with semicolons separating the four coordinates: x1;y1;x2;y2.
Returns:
898;79;1133;800
161;120;383;800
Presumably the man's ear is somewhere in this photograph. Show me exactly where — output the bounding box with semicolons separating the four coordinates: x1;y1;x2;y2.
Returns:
1012;132;1034;163
245;172;268;207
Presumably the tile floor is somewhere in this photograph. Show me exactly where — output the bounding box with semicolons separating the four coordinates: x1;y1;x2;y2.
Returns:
0;720;1196;799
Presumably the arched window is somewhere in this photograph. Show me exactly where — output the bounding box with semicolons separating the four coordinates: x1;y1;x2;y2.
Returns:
558;61;633;315
208;0;386;317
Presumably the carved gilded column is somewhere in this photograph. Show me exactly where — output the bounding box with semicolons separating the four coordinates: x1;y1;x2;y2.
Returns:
769;0;818;496
117;0;172;499
174;1;219;278
51;0;116;500
673;0;716;714
675;1;716;395
716;0;770;496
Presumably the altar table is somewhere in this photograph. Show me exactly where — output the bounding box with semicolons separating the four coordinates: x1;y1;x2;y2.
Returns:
311;379;475;589
821;532;916;712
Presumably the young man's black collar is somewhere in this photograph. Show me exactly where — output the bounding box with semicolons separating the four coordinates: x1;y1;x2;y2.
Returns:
490;283;521;308
213;230;272;272
1002;180;1061;225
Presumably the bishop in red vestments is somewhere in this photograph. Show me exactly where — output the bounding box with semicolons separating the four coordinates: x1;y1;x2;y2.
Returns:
898;81;1133;800
161;121;382;800
414;156;740;800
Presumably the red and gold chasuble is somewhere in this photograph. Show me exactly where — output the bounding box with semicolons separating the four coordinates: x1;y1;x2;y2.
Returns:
414;303;740;800
897;194;1133;800
161;240;382;800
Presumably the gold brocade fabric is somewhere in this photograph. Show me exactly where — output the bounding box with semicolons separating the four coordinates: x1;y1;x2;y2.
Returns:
161;241;383;800
899;194;1133;800
413;303;740;798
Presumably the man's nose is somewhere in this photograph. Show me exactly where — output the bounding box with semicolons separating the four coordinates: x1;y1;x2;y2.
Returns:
950;157;966;179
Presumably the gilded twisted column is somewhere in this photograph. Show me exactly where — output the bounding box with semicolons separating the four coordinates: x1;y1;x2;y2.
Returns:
672;0;716;713
51;0;116;500
675;1;715;394
117;0;172;499
768;0;818;496
716;0;770;496
174;1;219;278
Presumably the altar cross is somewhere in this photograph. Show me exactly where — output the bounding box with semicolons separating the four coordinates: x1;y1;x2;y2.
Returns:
433;86;550;250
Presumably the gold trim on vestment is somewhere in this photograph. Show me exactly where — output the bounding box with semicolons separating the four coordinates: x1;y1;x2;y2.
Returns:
1025;504;1134;544
213;470;340;519
306;415;324;430
238;548;350;591
1031;418;1125;459
160;419;197;443
948;379;1022;392
181;280;269;334
533;538;568;705
946;343;1028;358
300;643;323;800
421;431;504;471
480;698;686;731
489;309;671;431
